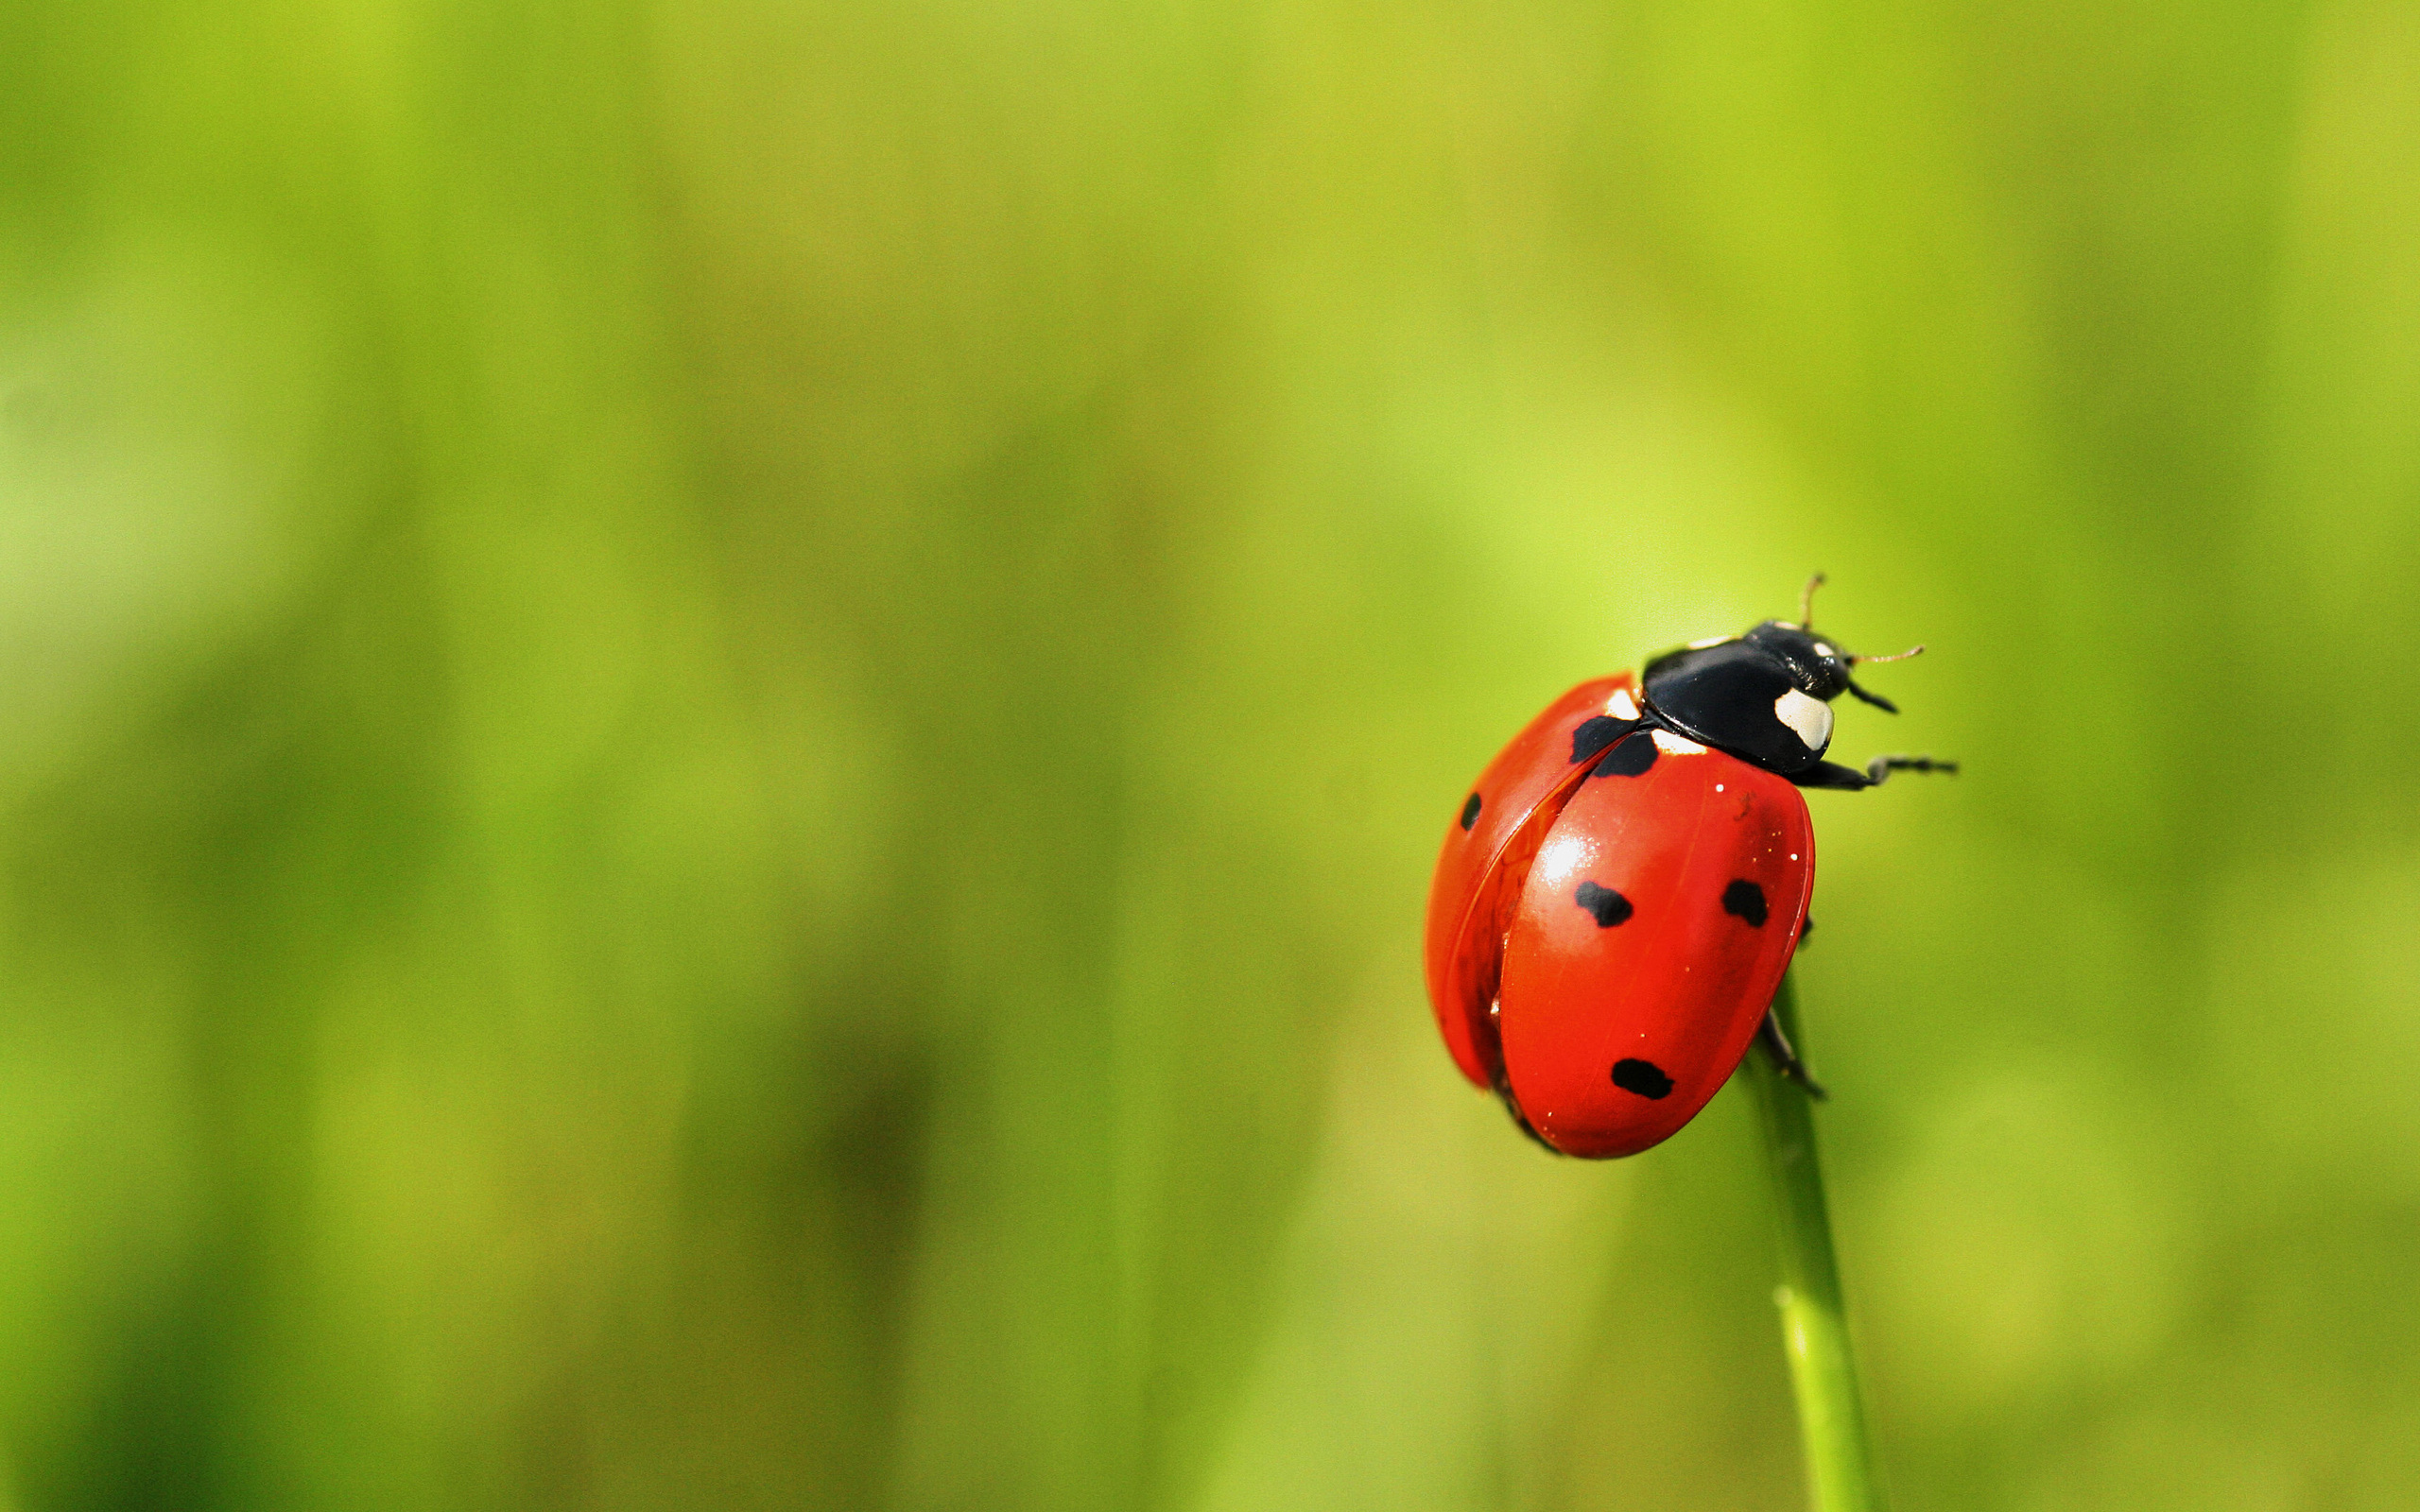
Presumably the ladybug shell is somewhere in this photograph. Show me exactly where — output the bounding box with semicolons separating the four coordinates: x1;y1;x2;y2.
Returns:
1498;730;1812;1157
1423;675;1641;1090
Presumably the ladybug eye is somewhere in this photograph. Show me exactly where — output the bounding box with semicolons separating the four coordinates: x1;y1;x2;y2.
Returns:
1773;689;1832;751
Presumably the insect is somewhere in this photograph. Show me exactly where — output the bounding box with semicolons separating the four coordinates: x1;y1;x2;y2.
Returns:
1422;576;1953;1158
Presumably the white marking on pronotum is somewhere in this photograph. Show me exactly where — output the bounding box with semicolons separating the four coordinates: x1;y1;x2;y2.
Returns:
1651;730;1707;756
1774;688;1833;750
1686;635;1735;650
1606;687;1639;719
1812;642;1838;660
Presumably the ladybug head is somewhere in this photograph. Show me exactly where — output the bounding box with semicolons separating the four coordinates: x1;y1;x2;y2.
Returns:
1738;621;1913;713
1750;572;1923;713
1640;576;1924;774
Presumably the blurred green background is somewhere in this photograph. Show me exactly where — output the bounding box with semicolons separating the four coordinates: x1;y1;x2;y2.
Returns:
2;0;2416;1507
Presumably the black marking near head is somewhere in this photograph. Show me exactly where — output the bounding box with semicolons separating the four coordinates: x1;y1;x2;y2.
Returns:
1722;880;1770;927
1460;792;1482;830
1591;731;1657;779
1569;715;1635;765
1612;1058;1673;1099
1574;881;1634;927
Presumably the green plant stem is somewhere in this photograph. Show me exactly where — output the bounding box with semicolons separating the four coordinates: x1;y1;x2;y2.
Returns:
1742;970;1885;1512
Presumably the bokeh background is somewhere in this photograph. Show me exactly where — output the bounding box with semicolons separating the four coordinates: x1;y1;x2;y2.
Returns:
3;0;2416;1507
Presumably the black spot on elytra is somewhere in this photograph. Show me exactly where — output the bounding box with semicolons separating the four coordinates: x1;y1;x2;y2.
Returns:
1722;880;1769;928
1569;715;1634;765
1574;881;1633;927
1613;1058;1673;1099
1592;732;1657;778
1460;792;1481;831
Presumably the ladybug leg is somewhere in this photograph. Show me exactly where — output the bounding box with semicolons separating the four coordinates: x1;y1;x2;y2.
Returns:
1864;753;1959;784
1789;760;1877;790
1789;755;1960;790
1756;1009;1829;1099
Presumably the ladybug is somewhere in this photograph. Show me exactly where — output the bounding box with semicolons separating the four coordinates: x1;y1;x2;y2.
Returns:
1423;576;1953;1158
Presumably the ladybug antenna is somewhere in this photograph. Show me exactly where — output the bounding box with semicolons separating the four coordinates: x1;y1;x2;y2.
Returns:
1842;645;1919;714
1855;644;1926;665
1798;572;1826;627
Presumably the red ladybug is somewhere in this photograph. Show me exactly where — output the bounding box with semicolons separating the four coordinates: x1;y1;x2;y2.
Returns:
1424;577;1952;1158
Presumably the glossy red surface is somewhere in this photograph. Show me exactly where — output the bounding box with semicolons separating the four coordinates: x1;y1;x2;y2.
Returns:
1422;675;1638;1089
1496;732;1811;1157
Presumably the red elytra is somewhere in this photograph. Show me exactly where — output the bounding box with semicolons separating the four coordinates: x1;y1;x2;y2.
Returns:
1424;684;1812;1159
1421;675;1640;1089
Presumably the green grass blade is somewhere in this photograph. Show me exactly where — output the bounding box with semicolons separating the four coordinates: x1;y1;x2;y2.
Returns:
1742;971;1885;1512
